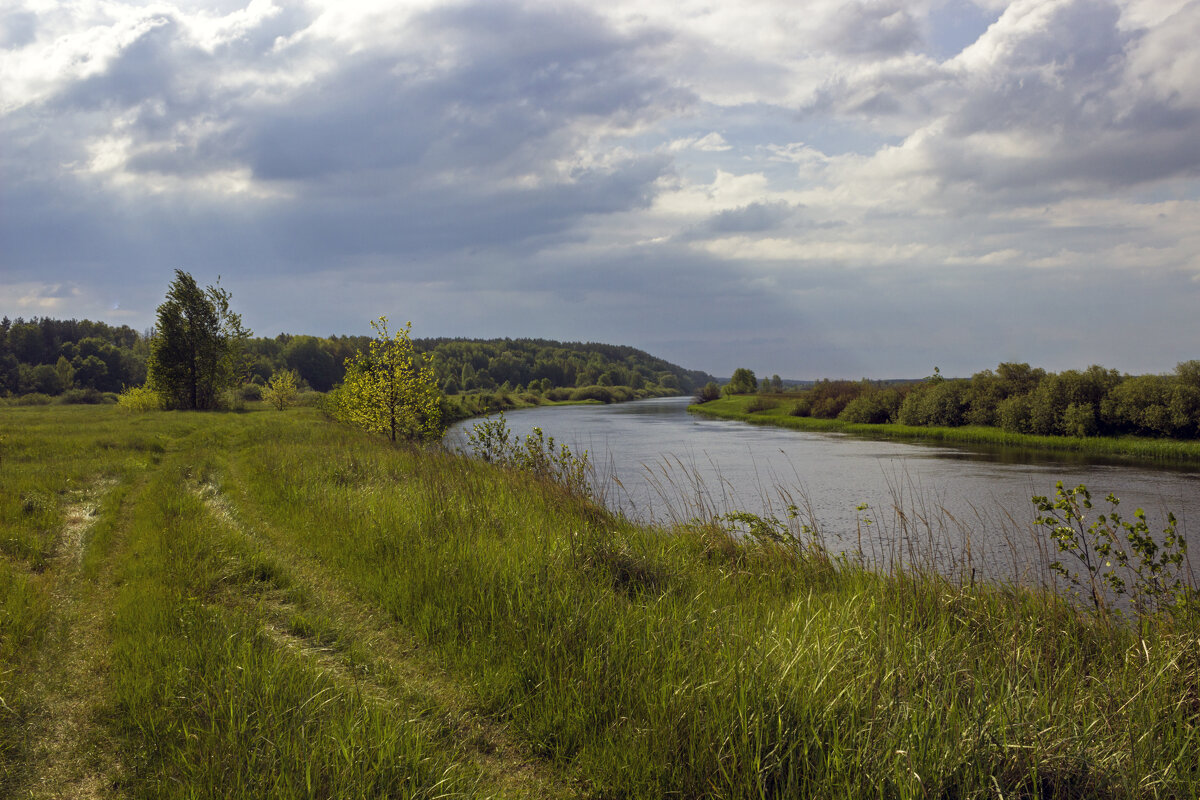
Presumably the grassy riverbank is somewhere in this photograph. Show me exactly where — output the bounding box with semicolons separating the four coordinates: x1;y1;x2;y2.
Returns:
691;395;1200;464
2;404;1197;798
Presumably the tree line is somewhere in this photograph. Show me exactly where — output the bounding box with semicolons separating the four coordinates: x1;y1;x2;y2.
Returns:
714;363;1200;440
3;295;712;404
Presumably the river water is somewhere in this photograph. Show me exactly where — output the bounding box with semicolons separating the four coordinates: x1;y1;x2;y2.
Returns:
446;396;1199;583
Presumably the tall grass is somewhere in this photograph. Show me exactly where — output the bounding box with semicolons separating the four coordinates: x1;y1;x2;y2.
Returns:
3;404;1198;798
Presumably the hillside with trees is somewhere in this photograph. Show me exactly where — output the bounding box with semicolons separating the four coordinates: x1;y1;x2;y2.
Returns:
0;313;714;404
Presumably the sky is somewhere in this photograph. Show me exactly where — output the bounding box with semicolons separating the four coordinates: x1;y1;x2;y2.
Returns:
2;0;1199;379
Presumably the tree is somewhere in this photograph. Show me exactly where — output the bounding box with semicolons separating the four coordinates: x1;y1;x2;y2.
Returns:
694;381;721;403
329;317;444;442
724;367;757;396
146;270;251;410
263;369;300;411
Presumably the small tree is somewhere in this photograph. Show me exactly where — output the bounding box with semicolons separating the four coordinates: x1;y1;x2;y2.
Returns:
724;367;757;396
263;369;300;411
330;317;444;442
146;270;251;410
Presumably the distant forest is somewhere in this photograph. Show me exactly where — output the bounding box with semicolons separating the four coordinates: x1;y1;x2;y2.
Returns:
0;316;714;400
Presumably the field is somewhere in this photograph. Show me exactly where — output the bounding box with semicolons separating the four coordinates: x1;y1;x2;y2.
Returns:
1;404;1197;798
691;395;1200;465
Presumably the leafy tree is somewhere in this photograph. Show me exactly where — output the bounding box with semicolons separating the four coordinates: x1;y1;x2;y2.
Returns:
770;374;783;393
724;368;757;395
263;369;300;411
694;381;721;403
329;317;444;442
146;270;251;410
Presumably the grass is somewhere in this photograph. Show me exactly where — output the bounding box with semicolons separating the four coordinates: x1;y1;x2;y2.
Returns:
691;395;1200;464
1;403;1198;798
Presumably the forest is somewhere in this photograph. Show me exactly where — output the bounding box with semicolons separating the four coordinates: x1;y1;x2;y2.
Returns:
0;315;713;403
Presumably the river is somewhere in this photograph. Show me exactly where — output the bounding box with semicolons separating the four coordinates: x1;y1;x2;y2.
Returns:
446;396;1199;584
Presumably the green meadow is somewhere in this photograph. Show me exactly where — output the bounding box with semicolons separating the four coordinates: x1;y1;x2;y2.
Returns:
1;403;1197;798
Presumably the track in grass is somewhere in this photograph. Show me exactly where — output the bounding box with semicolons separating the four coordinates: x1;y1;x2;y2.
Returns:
19;476;125;800
195;477;577;800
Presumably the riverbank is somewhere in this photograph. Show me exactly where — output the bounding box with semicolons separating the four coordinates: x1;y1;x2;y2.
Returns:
2;403;1197;797
690;395;1200;465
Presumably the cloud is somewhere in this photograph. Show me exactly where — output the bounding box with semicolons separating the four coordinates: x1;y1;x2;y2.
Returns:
2;0;1199;378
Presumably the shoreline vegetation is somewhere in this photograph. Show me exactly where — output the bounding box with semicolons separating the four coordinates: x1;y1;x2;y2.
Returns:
2;402;1197;798
690;395;1200;465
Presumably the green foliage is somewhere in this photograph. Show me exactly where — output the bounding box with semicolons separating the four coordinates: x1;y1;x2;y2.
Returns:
328;317;443;443
1033;482;1192;616
464;413;592;498
837;388;901;424
146;271;251;410
694;381;721;403
262;370;299;411
117;385;163;412
724;367;757;396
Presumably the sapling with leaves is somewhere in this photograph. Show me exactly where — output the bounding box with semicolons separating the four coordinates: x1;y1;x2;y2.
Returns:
1032;481;1191;616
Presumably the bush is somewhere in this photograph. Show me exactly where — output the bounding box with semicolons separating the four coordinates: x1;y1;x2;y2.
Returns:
998;394;1032;433
837;389;901;424
16;393;52;406
117;385;163;412
545;388;573;402
239;383;264;401
694;382;721;404
789;397;812;417
744;395;779;413
465;414;592;498
570;385;614;403
57;388;107;405
1060;402;1098;437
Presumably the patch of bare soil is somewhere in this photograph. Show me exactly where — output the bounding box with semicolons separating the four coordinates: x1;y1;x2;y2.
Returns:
21;477;124;800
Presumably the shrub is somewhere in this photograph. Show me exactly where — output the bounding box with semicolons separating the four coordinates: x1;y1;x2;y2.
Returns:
570;385;614;403
694;382;721;404
57;388;107;405
1033;482;1193;616
16;393;52;406
117;385;163;412
240;383;264;401
465;414;592;498
837;390;900;424
744;395;779;413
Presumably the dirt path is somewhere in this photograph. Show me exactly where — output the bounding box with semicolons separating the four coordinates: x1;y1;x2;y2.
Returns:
18;478;125;800
197;479;578;800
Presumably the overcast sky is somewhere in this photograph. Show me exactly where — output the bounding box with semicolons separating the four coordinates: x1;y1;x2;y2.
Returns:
2;0;1198;379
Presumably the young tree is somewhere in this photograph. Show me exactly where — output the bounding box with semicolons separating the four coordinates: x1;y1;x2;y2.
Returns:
263;369;300;411
146;270;251;410
330;317;444;442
